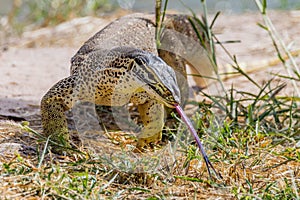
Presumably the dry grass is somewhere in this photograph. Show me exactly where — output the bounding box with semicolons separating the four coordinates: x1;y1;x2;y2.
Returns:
0;99;299;199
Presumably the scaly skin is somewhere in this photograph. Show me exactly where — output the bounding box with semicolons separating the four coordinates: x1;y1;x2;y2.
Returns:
42;47;181;149
41;13;211;150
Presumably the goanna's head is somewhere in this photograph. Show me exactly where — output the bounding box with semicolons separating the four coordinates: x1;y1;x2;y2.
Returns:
116;47;181;107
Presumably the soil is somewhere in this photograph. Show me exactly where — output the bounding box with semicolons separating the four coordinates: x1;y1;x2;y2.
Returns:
0;10;299;126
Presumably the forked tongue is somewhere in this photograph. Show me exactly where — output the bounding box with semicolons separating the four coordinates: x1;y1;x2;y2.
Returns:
175;104;221;179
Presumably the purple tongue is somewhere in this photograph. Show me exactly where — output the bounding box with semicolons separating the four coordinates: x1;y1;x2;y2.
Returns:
175;104;220;179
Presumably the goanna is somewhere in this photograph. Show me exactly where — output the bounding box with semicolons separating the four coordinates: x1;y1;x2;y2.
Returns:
41;13;212;150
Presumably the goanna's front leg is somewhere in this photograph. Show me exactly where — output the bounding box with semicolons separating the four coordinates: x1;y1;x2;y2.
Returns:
41;75;82;148
136;99;165;149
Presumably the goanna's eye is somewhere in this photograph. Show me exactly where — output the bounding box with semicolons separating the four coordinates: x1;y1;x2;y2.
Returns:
135;56;149;66
127;61;135;71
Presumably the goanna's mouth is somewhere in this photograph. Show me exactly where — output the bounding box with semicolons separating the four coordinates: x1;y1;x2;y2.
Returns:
147;84;179;108
164;101;178;108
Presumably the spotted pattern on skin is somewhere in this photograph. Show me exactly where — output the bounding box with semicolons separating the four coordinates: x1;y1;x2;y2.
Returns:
41;13;210;151
41;46;180;150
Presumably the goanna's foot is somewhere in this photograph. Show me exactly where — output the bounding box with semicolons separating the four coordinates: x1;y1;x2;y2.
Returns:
135;131;162;152
46;130;81;154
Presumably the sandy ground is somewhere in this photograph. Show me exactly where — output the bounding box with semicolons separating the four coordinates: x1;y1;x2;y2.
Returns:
0;11;299;121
